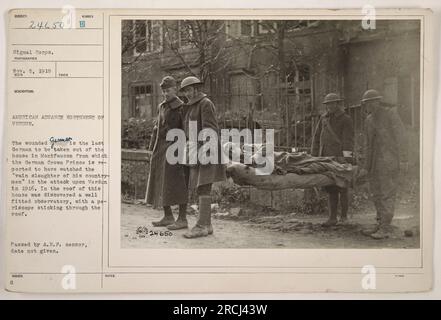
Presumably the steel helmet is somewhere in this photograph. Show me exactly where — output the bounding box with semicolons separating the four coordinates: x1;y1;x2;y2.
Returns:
180;76;202;91
322;93;344;104
361;89;383;103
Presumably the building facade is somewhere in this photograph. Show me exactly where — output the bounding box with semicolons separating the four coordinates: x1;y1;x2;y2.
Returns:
121;19;420;150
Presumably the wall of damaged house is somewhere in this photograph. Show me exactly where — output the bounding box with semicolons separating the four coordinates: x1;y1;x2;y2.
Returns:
342;21;420;129
121;19;420;153
121;20;344;123
340;20;421;169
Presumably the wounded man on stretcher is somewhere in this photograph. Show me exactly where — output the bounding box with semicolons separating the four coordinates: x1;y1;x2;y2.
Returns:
223;142;359;190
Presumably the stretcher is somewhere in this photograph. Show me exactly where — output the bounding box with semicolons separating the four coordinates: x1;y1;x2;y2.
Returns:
222;142;358;190
226;162;359;190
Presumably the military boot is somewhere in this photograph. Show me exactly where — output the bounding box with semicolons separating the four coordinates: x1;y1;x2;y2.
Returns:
370;224;394;240
361;224;380;236
361;214;382;236
167;204;188;230
184;196;213;239
322;192;338;227
152;206;175;227
339;189;349;224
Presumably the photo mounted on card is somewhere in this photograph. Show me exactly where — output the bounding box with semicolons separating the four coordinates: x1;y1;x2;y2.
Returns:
5;8;434;293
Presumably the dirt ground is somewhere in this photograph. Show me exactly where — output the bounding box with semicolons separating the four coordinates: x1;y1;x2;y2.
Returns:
121;190;420;249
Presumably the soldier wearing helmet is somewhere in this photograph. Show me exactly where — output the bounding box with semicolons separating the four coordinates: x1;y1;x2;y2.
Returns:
145;75;189;230
179;75;226;239
359;89;408;239
311;92;354;226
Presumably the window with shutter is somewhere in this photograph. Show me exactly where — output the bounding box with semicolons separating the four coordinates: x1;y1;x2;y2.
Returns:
133;20;147;55
163;21;179;48
285;20;319;31
130;83;154;119
257;21;276;34
132;20;163;55
240;21;253;36
225;20;254;39
146;21;163;52
225;21;240;39
178;21;197;48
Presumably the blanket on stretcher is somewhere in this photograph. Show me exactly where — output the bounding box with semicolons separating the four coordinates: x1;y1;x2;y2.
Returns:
223;143;356;189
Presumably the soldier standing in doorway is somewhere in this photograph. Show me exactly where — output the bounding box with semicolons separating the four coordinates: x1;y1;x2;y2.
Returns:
359;89;408;239
311;93;354;226
179;76;226;239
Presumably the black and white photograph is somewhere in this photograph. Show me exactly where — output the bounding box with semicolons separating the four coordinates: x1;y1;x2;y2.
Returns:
1;4;438;296
120;18;421;249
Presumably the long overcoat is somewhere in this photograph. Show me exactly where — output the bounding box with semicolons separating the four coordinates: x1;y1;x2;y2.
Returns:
146;97;188;207
183;93;226;190
363;106;408;176
311;109;354;157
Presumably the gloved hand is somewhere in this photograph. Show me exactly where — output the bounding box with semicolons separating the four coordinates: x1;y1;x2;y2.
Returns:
341;151;354;164
344;157;354;165
335;156;346;164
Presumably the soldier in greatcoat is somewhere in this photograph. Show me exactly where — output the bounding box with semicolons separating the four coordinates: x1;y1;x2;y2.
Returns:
359;89;408;239
179;76;226;239
311;93;354;226
146;76;189;230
